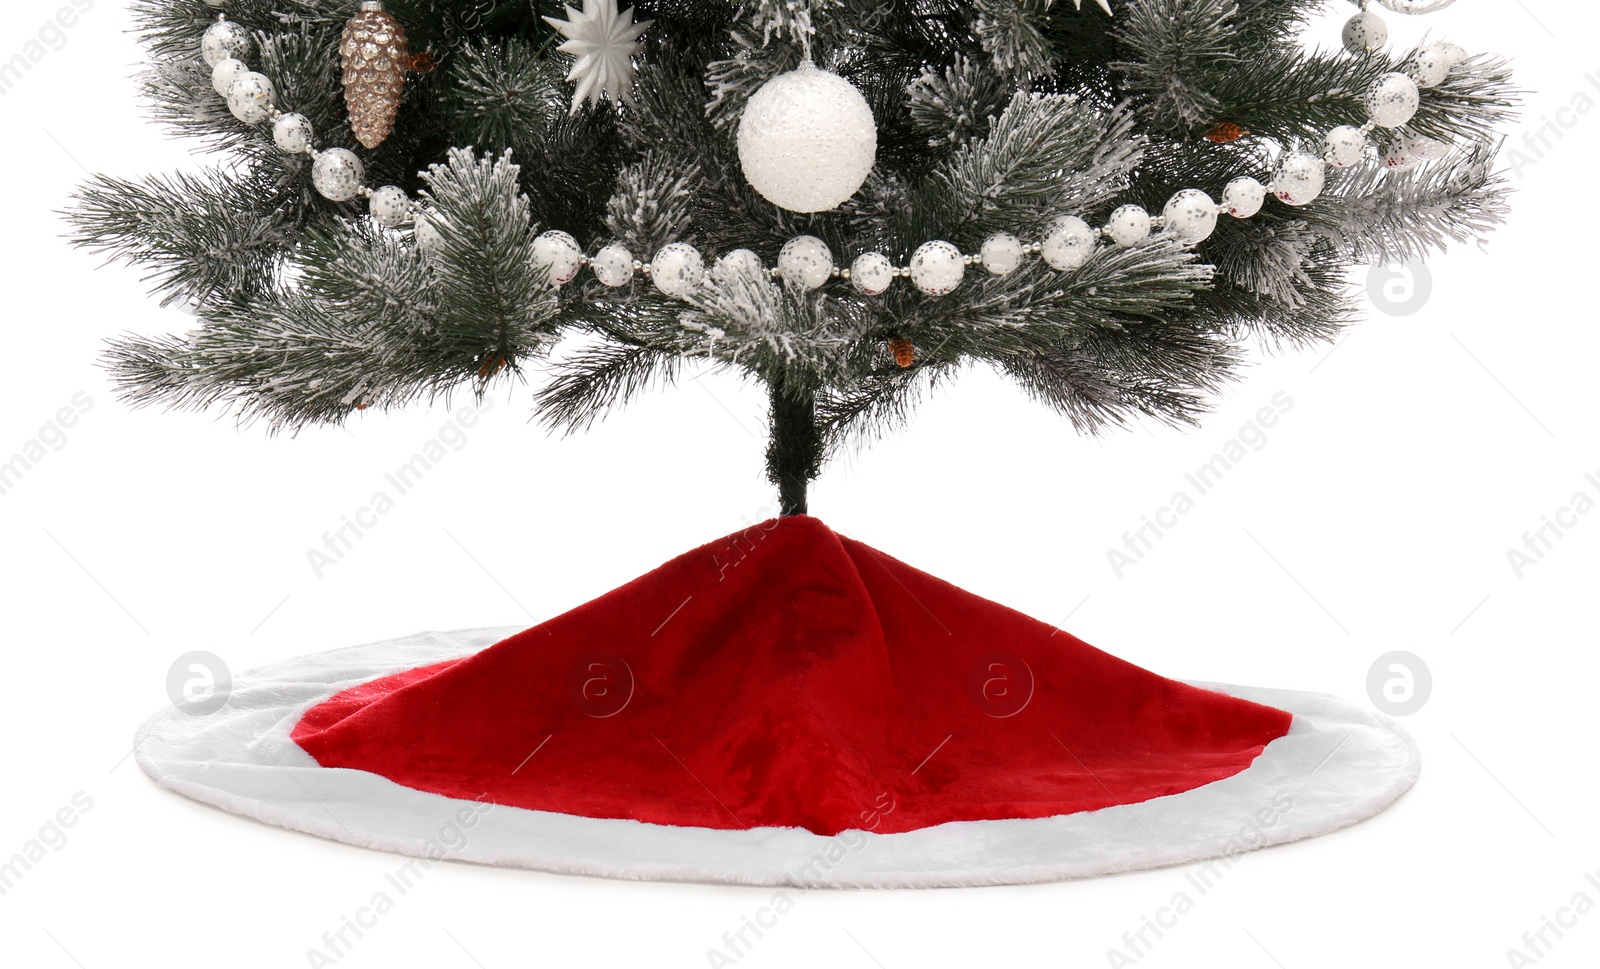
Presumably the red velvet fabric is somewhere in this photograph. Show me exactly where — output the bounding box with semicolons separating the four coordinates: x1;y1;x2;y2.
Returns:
293;516;1292;835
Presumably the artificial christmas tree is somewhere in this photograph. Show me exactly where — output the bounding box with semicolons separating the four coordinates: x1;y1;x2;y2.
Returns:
75;0;1514;885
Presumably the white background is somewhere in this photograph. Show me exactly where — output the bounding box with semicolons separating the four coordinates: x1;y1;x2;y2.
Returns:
1;2;1595;967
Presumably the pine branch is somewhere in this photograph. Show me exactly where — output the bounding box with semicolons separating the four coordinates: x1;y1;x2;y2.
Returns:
66;165;301;306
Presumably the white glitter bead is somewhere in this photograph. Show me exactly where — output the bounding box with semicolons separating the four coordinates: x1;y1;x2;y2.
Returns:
592;244;634;287
1323;125;1367;168
1407;131;1451;160
273;113;313;154
211;57;247;98
1410;46;1453;88
1366;72;1421;129
1272;152;1326;207
736;62;878;213
1432;41;1468;68
711;248;764;286
311;148;365;202
225;71;275;125
1162;190;1219;244
1220;176;1266;219
1340;11;1387;53
201;20;251;67
777;235;834;290
531;230;585;286
850;252;894;295
908;241;965;296
979;232;1024;275
1384;131;1450;171
1041;216;1096;271
651;242;704;298
368;185;411;227
414;209;443;254
1104;205;1151;248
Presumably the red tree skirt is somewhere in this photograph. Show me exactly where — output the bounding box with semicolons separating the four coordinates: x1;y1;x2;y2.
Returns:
293;516;1291;835
134;518;1420;887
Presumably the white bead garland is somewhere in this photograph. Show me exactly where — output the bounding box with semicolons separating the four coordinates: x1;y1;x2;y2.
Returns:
592;244;635;287
777;235;834;290
1220;177;1266;219
188;7;1474;308
312;148;365;202
1163;190;1219;244
1341;12;1388;53
369;185;412;227
651;242;704;298
849;253;895;295
1272;152;1326;206
211;58;247;98
908;241;965;297
273;113;313;154
226;71;275;125
531;230;584;286
1366;72;1421;128
201;19;250;67
980;233;1024;275
1041;216;1096;271
1105;205;1151;248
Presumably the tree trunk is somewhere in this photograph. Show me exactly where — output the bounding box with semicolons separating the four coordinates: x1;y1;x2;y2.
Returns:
767;379;819;517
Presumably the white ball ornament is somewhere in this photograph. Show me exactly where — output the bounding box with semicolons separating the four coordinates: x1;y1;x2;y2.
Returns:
777;235;834;290
1384;131;1449;171
1220;176;1266;218
1272;152;1325;206
201;19;251;67
532;230;585;286
980;233;1024;275
1431;41;1468;68
712;248;764;285
1366;72;1420;128
1410;46;1452;88
908;241;965;296
414;208;443;254
736;61;878;213
369;185;411;227
225;71;275;125
1041;216;1096;271
1341;11;1387;53
1105;205;1151;248
1323;125;1367;168
1163;190;1219;244
311;148;365;202
273;113;313;153
211;57;247;98
651;242;704;298
592;244;635;287
849;252;895;295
